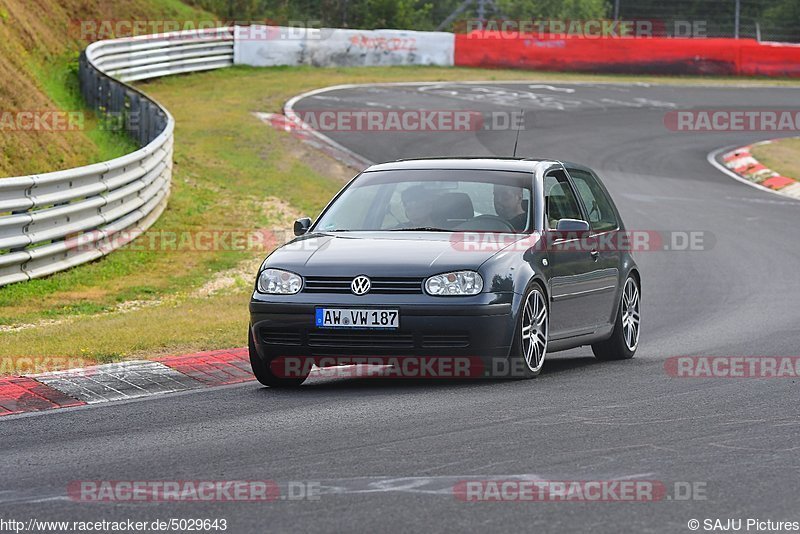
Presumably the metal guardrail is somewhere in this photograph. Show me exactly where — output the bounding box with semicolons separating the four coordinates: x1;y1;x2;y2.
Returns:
0;27;234;287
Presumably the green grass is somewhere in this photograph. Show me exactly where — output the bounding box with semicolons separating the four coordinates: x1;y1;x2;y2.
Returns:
0;0;216;177
2;65;800;371
751;137;800;181
0;56;139;177
2;292;250;362
30;57;140;164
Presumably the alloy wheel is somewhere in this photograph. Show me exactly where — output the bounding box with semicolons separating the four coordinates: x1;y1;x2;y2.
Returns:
622;278;640;351
521;288;548;373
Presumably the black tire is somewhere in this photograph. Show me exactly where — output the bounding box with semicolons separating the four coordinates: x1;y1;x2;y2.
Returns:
494;282;549;379
592;275;640;361
248;328;309;388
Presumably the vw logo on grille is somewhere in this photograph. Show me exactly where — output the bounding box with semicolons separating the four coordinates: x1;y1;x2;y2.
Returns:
351;275;371;295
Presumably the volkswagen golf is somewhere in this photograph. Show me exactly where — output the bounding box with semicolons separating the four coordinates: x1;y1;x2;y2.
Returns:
249;158;641;387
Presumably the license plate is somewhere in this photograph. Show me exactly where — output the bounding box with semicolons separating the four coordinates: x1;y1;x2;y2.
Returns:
316;308;399;329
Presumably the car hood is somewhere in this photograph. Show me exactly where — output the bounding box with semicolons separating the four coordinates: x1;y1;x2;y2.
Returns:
264;232;525;277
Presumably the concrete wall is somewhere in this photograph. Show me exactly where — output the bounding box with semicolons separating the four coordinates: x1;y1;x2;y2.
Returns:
235;26;455;68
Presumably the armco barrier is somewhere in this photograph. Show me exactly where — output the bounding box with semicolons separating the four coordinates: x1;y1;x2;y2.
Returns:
454;34;800;76
0;27;233;287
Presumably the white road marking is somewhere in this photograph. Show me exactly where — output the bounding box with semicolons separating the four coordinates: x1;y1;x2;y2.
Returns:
527;84;576;93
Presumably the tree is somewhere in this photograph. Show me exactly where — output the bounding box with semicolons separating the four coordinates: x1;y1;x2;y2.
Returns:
496;0;609;20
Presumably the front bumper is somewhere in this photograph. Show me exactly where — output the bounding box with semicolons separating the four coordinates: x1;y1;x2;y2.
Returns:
249;292;516;363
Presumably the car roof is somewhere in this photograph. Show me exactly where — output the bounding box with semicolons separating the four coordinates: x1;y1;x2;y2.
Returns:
364;157;559;173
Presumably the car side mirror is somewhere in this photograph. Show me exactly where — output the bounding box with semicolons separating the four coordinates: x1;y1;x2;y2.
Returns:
293;217;312;236
555;218;590;232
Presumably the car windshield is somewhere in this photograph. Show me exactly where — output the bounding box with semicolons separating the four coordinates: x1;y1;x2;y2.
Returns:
314;169;534;233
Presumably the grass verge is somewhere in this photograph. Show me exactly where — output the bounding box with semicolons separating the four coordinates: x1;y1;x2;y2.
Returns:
750;137;800;180
32;57;140;164
2;66;800;372
0;0;213;176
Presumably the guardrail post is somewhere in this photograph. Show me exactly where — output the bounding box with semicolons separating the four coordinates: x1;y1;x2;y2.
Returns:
139;99;150;145
78;52;88;102
101;77;112;115
8;209;28;254
128;92;140;142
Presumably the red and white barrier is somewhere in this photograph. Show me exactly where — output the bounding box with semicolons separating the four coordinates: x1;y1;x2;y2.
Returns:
232;25;799;76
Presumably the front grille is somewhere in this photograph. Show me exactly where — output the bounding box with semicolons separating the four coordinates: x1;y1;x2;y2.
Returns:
421;333;470;348
308;330;415;349
303;276;423;294
261;330;302;346
259;329;471;356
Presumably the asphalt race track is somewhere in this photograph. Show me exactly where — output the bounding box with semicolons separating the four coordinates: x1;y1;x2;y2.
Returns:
2;82;800;533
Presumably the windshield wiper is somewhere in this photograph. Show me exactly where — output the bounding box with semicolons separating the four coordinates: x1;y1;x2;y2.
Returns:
390;226;451;232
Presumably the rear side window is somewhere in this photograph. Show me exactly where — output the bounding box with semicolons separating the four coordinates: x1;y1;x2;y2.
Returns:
544;170;583;229
567;169;619;232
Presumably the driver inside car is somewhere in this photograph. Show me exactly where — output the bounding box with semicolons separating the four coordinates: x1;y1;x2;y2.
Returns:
399;185;436;228
493;183;528;232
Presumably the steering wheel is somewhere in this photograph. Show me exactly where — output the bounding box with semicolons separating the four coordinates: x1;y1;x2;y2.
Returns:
456;214;516;232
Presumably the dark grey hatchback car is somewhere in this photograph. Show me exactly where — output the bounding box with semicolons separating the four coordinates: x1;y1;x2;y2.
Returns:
249;158;640;387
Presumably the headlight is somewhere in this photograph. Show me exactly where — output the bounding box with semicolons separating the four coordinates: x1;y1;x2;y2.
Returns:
425;270;483;296
257;268;303;294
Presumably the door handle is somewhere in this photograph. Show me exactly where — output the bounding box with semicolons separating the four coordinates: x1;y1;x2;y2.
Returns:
590;250;599;261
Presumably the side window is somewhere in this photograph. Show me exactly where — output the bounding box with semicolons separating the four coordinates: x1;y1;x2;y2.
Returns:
544;170;583;229
568;169;618;232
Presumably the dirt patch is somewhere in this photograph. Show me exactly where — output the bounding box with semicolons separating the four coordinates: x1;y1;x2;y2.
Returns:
191;196;304;298
284;135;359;183
263;195;304;227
